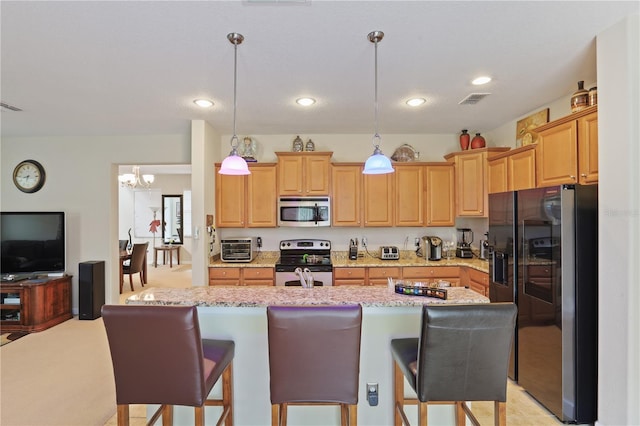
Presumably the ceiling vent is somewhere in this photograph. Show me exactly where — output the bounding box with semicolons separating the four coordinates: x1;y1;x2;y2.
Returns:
458;93;491;105
1;102;23;112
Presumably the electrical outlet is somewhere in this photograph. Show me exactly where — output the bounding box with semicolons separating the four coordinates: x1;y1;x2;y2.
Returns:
367;382;378;406
257;237;262;248
415;237;420;247
362;237;367;247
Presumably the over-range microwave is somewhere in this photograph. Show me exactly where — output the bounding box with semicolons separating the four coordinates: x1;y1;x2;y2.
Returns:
278;197;331;227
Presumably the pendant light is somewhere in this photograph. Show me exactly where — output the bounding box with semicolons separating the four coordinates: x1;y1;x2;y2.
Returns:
218;32;251;175
363;30;394;175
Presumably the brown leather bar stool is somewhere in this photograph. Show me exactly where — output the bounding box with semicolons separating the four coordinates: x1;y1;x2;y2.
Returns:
391;303;517;426
267;305;363;426
102;305;234;426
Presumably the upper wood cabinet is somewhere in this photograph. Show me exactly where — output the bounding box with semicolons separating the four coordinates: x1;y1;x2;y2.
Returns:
330;163;395;227
394;164;424;227
425;163;455;227
215;163;277;228
445;148;510;217
362;172;394;226
487;145;537;194
535;105;598;186
331;163;362;227
276;152;332;196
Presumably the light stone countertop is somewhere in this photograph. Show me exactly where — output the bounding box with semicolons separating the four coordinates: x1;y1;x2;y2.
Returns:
126;285;488;307
210;250;490;273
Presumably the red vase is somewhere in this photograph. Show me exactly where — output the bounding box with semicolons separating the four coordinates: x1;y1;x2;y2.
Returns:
459;129;470;150
471;133;486;149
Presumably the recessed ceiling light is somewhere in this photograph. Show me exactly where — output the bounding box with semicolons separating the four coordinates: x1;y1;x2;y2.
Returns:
193;99;214;108
406;98;426;107
472;76;492;85
296;97;316;106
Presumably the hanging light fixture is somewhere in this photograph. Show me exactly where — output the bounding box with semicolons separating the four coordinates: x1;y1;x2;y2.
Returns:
363;30;394;175
218;32;251;175
118;166;154;189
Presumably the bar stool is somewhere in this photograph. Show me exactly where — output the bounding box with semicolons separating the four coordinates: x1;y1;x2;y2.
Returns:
102;305;234;426
267;305;363;426
391;303;517;426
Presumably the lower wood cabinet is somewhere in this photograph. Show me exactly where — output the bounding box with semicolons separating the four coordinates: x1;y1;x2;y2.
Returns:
464;268;489;296
402;266;461;287
333;267;366;286
209;267;274;286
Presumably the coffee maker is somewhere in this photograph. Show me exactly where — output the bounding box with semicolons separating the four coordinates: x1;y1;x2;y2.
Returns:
419;236;443;261
455;228;474;258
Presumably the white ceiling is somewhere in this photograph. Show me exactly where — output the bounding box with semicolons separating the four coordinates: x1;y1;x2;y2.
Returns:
1;1;638;140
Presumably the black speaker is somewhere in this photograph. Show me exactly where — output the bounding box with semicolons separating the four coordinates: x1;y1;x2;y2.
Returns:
79;260;105;320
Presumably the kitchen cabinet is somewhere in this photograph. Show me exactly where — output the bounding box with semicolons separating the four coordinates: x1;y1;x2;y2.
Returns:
333;266;400;286
276;152;332;196
208;267;274;286
363;173;394;226
402;266;461;287
488;145;537;194
445;148;510;217
331;164;362;227
215;163;277;228
395;164;424;226
368;267;401;286
465;268;489;296
425;163;455;226
535;106;598;186
333;267;366;286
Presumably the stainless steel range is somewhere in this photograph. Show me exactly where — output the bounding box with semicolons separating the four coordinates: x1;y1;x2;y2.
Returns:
275;239;333;286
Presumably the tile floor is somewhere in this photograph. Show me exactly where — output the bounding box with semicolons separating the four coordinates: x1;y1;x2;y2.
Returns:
104;380;562;425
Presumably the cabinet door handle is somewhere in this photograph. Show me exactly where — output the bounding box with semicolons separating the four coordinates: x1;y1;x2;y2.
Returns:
581;173;587;177
570;175;576;180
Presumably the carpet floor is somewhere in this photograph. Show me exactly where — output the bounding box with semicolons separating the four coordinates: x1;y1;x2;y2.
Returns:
0;263;191;426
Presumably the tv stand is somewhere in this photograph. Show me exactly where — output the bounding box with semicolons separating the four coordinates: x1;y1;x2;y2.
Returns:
0;275;72;333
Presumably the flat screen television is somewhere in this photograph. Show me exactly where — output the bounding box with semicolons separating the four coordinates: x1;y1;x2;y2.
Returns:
1;211;66;277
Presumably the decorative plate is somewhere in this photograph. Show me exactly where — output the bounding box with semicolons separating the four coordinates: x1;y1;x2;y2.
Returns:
391;144;419;162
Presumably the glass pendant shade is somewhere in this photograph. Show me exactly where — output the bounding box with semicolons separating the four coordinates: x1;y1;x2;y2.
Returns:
219;32;251;176
363;146;395;174
219;150;250;175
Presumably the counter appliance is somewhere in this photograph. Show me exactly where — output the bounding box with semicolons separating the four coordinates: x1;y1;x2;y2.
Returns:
455;228;474;258
275;239;332;286
220;237;258;263
418;236;443;261
380;246;399;260
488;185;597;423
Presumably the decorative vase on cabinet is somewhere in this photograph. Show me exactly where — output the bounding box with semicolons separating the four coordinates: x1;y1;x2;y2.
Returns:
571;81;589;113
459;129;470;150
471;133;486;149
292;135;304;152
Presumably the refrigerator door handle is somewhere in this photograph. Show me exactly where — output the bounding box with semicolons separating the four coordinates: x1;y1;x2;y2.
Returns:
492;251;508;285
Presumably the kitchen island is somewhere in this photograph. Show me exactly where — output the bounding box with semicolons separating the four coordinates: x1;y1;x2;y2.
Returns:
127;286;488;425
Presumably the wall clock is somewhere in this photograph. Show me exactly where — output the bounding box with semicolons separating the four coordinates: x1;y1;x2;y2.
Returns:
13;159;46;193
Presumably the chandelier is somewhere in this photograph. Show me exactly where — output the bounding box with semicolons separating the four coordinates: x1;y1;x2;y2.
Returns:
118;166;154;189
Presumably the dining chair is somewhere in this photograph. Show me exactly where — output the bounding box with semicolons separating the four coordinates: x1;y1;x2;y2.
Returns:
391;303;517;426
122;242;147;292
102;304;235;426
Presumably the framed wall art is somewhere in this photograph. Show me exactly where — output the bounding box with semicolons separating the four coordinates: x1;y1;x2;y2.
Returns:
516;108;549;147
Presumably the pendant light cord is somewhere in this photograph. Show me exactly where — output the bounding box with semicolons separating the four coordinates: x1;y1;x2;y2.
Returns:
369;31;383;150
231;38;238;149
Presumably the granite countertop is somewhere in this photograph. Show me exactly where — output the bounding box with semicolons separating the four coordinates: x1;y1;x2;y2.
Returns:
126;285;488;307
210;250;490;273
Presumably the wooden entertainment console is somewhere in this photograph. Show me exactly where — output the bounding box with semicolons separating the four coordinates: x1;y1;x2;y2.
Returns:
0;275;72;333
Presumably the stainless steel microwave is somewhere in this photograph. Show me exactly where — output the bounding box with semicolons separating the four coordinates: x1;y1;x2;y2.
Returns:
278;197;331;227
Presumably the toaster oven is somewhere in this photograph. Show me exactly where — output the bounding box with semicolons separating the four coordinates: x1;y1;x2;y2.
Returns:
220;237;257;263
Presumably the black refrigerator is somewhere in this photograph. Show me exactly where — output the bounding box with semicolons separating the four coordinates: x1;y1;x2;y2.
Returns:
488;185;597;423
